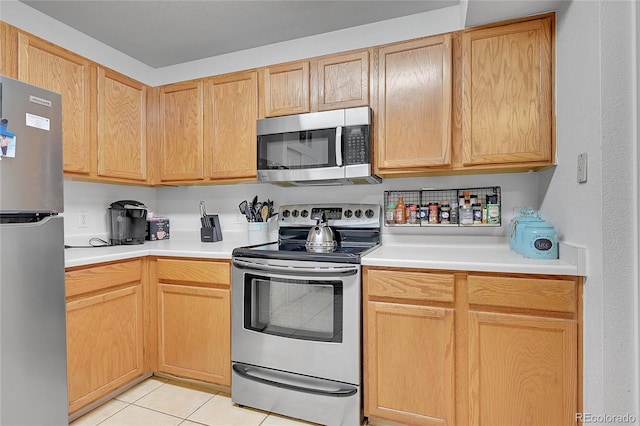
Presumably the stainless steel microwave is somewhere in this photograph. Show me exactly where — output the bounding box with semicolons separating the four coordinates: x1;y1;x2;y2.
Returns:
256;107;381;186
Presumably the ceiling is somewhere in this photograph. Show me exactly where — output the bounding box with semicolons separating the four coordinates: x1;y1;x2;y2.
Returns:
20;0;459;69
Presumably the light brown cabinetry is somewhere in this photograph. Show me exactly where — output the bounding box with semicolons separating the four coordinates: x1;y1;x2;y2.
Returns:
374;34;453;175
205;71;258;181
466;274;578;426
363;266;581;426
96;67;148;181
313;50;370;111
65;259;147;415
153;258;231;386
261;60;310;117
4;24;152;184
461;16;553;168
16;30;92;175
158;80;205;182
364;268;456;425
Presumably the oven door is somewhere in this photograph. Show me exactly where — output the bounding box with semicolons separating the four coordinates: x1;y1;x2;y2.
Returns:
231;257;361;385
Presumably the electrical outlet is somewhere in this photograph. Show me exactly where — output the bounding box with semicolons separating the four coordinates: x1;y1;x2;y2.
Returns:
577;152;588;183
78;211;88;228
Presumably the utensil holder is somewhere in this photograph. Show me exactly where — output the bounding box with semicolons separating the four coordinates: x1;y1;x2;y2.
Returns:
200;214;223;242
247;222;269;245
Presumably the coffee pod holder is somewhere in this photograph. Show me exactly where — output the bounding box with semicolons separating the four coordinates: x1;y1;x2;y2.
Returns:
200;214;223;242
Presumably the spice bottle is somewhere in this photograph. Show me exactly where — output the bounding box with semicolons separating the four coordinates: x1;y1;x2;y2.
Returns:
439;203;450;224
472;203;482;224
385;204;395;225
486;195;500;225
428;203;439;224
450;202;458;224
395;195;406;224
409;205;418;224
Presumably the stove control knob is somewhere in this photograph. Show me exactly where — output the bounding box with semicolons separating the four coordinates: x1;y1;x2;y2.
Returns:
292;209;299;217
355;209;363;218
344;209;353;218
282;209;290;218
300;209;309;218
365;209;375;218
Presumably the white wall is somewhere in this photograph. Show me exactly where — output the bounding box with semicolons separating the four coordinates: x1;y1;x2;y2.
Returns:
540;0;639;420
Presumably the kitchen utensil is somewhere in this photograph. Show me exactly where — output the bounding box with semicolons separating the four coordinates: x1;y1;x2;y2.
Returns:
254;202;263;221
245;203;254;222
238;200;248;216
200;201;210;228
260;204;269;222
305;211;336;252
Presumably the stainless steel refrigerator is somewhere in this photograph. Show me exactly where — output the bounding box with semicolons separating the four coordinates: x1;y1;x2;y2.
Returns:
0;75;68;424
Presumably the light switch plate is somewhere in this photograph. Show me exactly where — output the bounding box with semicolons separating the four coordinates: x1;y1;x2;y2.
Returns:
577;152;588;183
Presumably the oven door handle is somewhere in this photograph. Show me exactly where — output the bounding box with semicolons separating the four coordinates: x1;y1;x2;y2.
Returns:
232;363;357;398
232;258;358;276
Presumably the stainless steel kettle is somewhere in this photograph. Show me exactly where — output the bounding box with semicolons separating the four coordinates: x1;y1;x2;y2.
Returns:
305;211;337;252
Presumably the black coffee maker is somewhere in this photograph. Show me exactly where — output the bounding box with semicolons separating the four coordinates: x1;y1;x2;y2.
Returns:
108;200;147;245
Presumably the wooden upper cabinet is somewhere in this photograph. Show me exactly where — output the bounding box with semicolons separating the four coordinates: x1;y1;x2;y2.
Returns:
204;71;258;181
261;61;310;117
96;68;147;181
461;16;553;167
375;34;453;173
16;32;92;175
313;50;369;111
158;80;204;182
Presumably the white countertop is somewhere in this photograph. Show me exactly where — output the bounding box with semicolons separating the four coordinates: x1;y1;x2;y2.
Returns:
362;236;584;276
65;232;585;276
64;232;257;268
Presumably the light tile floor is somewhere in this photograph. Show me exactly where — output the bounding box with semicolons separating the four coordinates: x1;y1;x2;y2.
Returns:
71;376;318;426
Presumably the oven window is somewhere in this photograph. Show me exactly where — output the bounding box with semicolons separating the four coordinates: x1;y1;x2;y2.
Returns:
257;128;337;170
244;274;343;342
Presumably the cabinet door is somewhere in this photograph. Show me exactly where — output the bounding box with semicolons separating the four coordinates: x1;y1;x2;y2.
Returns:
376;35;452;172
17;32;92;175
157;283;231;386
205;71;258;181
66;284;144;414
468;311;577;426
461;17;553;166
262;61;310;117
97;67;147;181
366;301;455;426
315;50;369;111
158;80;204;181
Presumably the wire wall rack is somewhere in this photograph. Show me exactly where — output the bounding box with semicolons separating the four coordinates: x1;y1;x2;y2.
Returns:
383;186;502;227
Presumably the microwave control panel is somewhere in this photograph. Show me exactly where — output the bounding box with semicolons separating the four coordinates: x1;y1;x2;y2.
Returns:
344;126;369;165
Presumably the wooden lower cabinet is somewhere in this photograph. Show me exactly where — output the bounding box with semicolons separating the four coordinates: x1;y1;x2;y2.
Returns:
65;259;146;415
153;257;231;386
366;302;455;425
364;267;581;426
468;311;576;426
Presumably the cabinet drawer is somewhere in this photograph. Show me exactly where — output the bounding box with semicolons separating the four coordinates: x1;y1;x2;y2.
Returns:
467;275;577;313
66;259;142;298
156;258;230;286
366;269;454;303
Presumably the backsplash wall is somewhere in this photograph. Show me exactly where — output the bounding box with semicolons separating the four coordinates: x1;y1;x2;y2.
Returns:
63;172;539;242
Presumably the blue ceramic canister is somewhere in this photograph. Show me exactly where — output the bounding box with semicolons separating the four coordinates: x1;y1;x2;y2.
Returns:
520;220;558;259
510;208;539;253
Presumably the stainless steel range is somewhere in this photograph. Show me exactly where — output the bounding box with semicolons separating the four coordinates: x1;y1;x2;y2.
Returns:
231;203;381;426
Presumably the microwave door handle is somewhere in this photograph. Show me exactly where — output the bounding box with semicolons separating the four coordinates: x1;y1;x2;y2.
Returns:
335;126;343;166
